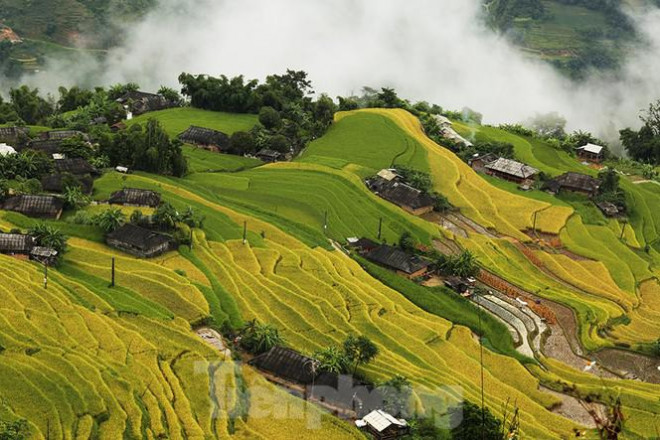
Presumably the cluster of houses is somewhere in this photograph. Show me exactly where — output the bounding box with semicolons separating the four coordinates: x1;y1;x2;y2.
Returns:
433;115;473;147
248;345;409;439
366;169;436;216
178;125;290;163
0;232;58;265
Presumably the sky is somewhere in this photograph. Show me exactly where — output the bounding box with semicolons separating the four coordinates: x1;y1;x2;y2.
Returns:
22;0;660;144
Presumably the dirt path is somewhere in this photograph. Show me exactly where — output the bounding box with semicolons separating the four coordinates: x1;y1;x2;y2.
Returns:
541;386;599;429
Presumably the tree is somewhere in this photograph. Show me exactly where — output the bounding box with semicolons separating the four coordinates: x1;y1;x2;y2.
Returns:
153;202;179;231
62;185;90;210
313;94;337;128
108;83;140;100
59;136;92;160
399;232;417;252
449;401;502;440
0;179;9;202
598;168;620;195
380;375;412;417
28;224;67;254
343;334;379;374
259;106;282;130
95;209;126;233
157;86;184;106
57;86;93;113
436;251;480;278
267;134;289;153
130;209;146;226
240;320;283;354
0;419;30;440
313;345;350;374
9;86;54;125
181;206;204;228
229;131;257;155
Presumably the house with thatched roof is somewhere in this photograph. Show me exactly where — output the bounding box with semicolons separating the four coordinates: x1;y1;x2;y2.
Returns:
365;245;430;279
3;195;64;219
249;346;319;385
544;172;601;197
178;125;230;151
109;188;161;208
106;224;172;258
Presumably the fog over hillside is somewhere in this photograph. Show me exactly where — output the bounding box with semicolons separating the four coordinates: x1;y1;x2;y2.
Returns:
24;0;660;143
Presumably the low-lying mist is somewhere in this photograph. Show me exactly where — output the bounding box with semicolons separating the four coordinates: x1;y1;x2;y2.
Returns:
20;0;660;144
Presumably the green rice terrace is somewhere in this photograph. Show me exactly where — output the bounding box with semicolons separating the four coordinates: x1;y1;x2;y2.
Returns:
1;84;660;439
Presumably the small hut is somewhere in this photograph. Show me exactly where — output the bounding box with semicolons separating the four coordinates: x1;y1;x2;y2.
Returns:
254;149;284;163
54;158;99;176
355;410;409;440
544;172;601;197
364;245;430;279
484;157;539;184
249;346;318;385
178;126;230;151
576;143;605;163
106;224;172;258
109;188;161;208
368;179;435;216
116;91;173;115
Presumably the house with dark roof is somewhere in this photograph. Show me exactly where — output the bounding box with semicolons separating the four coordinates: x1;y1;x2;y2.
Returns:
249;346;319;384
0;126;28;144
41;174;94;195
484;157;539;184
367;178;435;216
116;91;174;115
544;172;601;197
178;126;230;151
54;158;99;176
109;188;161;208
355;410;409;440
2;195;64;219
596;201;621;217
348;237;379;253
468;153;497;173
255;149;284;163
25;139;63;156
0;233;36;257
106;224;172;258
365;245;430;279
40;130;89;141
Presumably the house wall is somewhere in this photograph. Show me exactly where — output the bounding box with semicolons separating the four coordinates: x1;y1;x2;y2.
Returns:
487;169;525;184
577;151;603;163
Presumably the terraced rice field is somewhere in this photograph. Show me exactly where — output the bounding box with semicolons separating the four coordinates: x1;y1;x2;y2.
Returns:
347;109;573;239
125;108;258;138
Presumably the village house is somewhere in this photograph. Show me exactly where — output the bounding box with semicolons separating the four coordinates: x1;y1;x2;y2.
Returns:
116;91;174;116
250;345;380;415
468;153;497;173
2;195;64;219
433;115;473;147
368;174;435;216
0;126;29;145
576;143;605;163
106;224;172;258
544;172;601;197
178;125;230;151
41;174;94;195
0;233;35;259
249;346;318;385
348;237;379;253
355;409;409;440
596;201;621;217
26;139;63;156
40;130;89;142
444;276;470;295
483;157;539;184
254;148;285;163
109;188;161;208
0;233;58;264
365;245;430;279
54;158;99;176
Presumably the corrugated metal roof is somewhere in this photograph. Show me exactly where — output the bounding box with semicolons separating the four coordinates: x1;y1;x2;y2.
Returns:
578;143;604;154
361;410;407;432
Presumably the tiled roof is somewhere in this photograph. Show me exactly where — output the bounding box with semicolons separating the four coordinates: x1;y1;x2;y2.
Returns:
549;172;600;193
0;234;35;253
369;179;435;210
485;157;539;179
179;125;229;148
54;158;97;175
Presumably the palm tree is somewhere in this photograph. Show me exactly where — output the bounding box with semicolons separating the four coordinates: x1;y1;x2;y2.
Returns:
343;334;379;374
240;320;283;354
313;346;349;374
95;209;126;233
28;224;67;254
153;202;179;231
62;186;90;210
